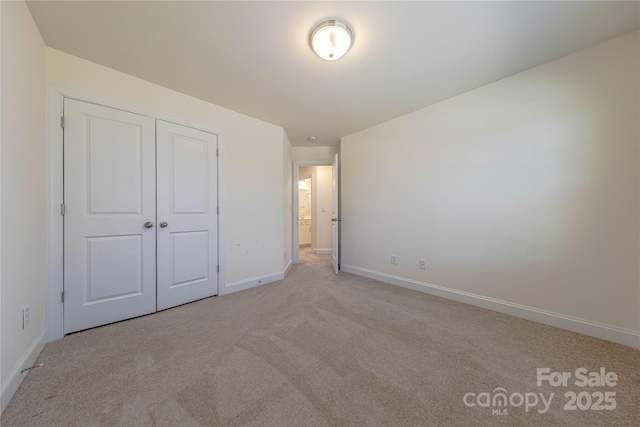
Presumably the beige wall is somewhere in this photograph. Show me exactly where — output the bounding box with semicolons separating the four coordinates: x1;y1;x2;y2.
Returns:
299;166;314;180
341;31;640;346
292;146;338;163
1;0;47;409
46;49;285;288
313;166;333;253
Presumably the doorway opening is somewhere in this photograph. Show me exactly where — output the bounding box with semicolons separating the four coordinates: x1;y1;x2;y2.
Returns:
298;175;312;249
293;158;339;273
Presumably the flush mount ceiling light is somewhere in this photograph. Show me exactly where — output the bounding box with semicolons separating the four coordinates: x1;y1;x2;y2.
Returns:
309;19;354;61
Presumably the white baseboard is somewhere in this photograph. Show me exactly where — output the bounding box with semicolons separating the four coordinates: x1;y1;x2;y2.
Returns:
1;330;47;413
312;248;332;255
341;265;640;350
283;259;293;276
224;271;285;294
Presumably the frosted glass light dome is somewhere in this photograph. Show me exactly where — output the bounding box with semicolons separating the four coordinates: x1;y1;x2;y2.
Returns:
309;20;353;61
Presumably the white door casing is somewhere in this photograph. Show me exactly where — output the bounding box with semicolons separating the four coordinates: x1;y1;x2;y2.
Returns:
332;154;340;274
63;99;157;334
156;120;219;310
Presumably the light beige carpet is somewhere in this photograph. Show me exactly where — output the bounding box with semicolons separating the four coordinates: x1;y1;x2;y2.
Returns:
2;249;639;426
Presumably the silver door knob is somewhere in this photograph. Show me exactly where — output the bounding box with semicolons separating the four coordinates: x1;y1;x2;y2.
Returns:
160;222;168;228
144;222;154;228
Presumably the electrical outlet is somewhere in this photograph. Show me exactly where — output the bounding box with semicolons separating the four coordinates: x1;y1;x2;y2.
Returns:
391;255;397;265
419;259;426;270
22;306;30;329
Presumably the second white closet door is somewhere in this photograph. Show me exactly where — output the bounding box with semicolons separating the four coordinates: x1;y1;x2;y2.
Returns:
156;120;219;310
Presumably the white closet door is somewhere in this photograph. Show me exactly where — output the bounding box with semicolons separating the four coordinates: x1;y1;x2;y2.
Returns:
63;99;157;334
156;120;218;310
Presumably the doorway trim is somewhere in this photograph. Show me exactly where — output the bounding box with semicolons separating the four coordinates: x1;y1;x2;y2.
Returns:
292;160;333;265
45;85;226;341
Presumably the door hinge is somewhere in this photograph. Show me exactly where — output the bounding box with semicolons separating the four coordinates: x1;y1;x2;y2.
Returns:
61;291;64;303
60;203;65;215
217;207;219;215
60;116;65;128
217;265;220;273
216;148;219;157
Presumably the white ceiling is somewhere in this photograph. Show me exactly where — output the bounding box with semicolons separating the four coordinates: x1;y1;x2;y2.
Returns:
27;1;639;147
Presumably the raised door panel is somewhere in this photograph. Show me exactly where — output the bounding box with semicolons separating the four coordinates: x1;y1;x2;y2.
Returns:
171;136;208;214
171;231;209;287
156;120;218;310
87;118;143;214
85;235;143;301
63;99;157;334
